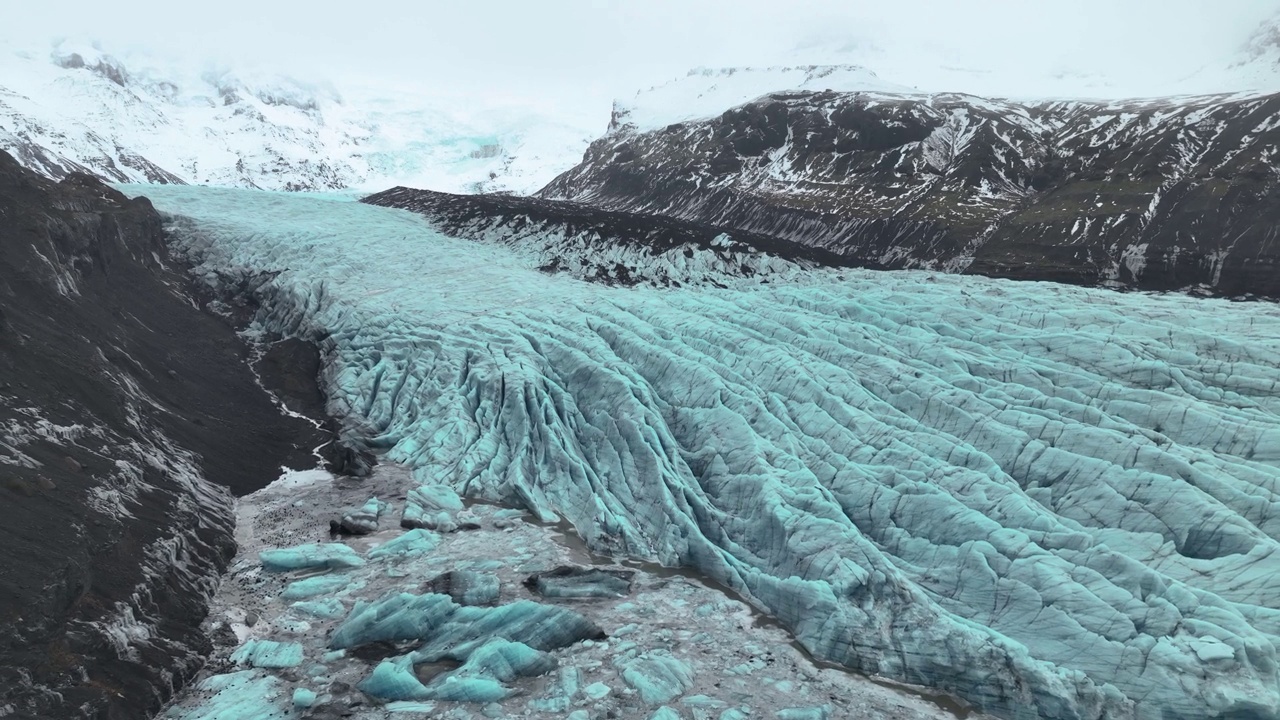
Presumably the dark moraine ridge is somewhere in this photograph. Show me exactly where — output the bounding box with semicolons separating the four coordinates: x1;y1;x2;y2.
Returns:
0;150;327;720
362;186;856;280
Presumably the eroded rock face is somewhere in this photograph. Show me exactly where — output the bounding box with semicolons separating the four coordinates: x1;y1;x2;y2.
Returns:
0;151;324;719
541;90;1280;298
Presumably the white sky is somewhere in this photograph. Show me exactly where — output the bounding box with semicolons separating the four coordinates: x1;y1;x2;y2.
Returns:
4;0;1278;107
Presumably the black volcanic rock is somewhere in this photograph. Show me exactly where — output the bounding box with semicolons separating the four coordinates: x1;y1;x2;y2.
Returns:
0;150;326;719
541;90;1280;298
362;187;853;287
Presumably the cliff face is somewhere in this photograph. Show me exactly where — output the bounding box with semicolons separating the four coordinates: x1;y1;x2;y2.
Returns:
542;89;1280;297
0;151;324;719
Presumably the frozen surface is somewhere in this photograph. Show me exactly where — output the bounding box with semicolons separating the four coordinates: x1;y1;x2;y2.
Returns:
0;41;598;194
162;463;972;720
615;65;914;132
137;186;1280;720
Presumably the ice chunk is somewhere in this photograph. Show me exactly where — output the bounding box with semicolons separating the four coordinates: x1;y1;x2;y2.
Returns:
451;638;555;682
330;592;603;655
230;639;304;669
360;658;431;701
425;570;501;605
173;671;284;720
527;666;582;712
291;598;347;619
615;650;695;705
281;574;359;600
369;528;441;560
777;707;831;720
525;566;634;599
402;484;466;532
648;708;682;720
329;592;457;649
337;496;386;535
361;639;554;703
583;681;612;700
410;599;606;661
291;688;316;709
259;543;363;572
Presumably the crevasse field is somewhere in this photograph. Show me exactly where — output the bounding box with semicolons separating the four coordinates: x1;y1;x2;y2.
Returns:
128;186;1280;720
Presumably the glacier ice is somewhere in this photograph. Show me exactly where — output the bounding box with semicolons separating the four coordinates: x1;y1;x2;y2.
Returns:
426;570;503;605
329;591;604;655
280;574;358;600
368;527;441;559
259;543;364;572
525;566;635;599
337;496;386;534
402;483;467;531
229;640;304;669
133;185;1280;720
615;650;697;705
172;671;286;720
290;687;316;709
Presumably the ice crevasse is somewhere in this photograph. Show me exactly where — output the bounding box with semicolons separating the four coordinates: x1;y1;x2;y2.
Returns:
128;186;1280;720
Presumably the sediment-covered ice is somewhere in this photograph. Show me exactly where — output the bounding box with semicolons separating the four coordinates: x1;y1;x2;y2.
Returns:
133;186;1280;720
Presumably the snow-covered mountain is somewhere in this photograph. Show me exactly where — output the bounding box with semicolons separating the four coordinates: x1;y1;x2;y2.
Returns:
0;42;600;193
543;71;1280;298
609;65;913;133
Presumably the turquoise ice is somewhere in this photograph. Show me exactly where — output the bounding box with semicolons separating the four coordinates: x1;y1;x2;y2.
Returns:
259;543;364;572
131;185;1280;720
229;640;304;669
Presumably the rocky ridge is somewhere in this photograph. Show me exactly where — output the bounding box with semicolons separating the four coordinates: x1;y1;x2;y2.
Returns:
0;150;325;719
542;82;1280;297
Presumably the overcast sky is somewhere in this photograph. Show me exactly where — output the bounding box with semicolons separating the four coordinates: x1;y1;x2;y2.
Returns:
5;1;1278;106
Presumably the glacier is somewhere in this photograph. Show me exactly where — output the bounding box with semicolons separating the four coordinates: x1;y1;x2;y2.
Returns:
0;41;599;194
130;185;1280;720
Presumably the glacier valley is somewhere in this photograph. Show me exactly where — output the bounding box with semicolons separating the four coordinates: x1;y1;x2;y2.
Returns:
131;186;1280;720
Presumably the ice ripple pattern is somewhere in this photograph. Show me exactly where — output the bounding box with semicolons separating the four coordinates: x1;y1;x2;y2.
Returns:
133;186;1280;720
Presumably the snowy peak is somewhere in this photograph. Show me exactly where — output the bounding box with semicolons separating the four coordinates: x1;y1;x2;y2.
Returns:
610;64;913;133
0;42;599;194
1229;14;1280;87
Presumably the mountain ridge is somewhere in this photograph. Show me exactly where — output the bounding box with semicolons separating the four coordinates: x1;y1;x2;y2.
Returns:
542;84;1280;298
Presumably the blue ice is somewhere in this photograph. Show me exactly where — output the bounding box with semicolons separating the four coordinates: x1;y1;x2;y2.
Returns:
129;185;1280;720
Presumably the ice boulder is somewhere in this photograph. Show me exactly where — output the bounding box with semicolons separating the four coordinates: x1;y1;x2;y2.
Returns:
425;570;502;605
335;496;386;535
525;566;634;599
615;650;695;705
260;543;364;572
369;528;441;560
230;639;304;669
401;484;466;532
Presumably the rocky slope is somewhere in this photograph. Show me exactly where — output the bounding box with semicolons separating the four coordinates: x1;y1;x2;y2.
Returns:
542;73;1280;297
0;150;324;719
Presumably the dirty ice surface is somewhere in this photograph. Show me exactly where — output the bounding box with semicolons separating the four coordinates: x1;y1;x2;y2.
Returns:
131;186;1280;720
160;464;982;720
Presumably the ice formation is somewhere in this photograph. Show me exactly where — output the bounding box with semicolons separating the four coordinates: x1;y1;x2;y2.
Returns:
135;186;1280;720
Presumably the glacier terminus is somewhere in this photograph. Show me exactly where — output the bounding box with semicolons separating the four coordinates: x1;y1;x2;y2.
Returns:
132;186;1280;720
